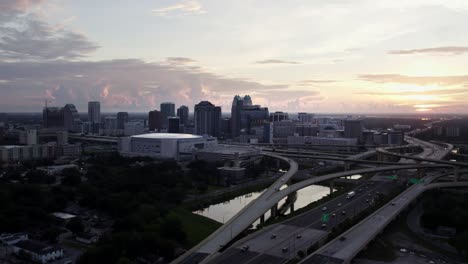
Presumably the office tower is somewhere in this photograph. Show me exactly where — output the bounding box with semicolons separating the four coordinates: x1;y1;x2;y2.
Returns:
220;118;231;138
240;105;269;133
270;111;289;122
231;95;244;137
117;112;129;129
243;95;253;106
298;112;315;123
63;104;81;132
104;116;117;130
57;131;68;145
19;129;37;145
194;101;221;137
88;101;101;134
160;102;175;128
168;117;180;133
43;107;65;128
344;119;363;140
148;110;164;131
177;105;189;126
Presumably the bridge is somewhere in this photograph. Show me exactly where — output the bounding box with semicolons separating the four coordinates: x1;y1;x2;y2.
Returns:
300;180;468;264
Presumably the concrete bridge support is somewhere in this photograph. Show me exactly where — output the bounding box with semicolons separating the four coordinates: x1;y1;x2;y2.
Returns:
260;214;265;224
454;166;460;182
330;180;334;195
344;162;351;171
271;204;278;218
288;192;297;213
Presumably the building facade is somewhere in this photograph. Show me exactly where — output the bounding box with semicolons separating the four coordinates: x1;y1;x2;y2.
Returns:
177;105;189;126
194;101;221;137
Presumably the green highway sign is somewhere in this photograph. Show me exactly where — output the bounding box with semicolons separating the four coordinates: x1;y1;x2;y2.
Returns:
321;213;330;223
386;175;398;180
409;178;424;184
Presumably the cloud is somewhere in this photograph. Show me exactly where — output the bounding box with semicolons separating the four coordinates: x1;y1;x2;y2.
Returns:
358;74;468;86
356;88;468;96
165;57;197;65
255;59;301;65
296;80;336;86
152;0;205;16
388;46;468;55
0;0;45;13
0;59;293;112
0;1;99;61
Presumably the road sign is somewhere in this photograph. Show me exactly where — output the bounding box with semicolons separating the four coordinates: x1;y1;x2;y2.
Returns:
409;178;424;184
386;175;398;180
321;213;329;223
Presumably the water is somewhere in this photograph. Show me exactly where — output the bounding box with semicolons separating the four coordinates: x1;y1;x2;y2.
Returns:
194;184;332;225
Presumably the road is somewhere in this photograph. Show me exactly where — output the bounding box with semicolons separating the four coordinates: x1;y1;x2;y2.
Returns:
206;180;400;264
173;153;299;264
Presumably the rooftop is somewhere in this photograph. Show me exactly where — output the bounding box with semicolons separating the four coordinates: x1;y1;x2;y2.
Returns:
131;133;202;140
14;240;61;255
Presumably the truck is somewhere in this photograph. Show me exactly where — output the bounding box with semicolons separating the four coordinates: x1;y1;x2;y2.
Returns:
346;191;356;199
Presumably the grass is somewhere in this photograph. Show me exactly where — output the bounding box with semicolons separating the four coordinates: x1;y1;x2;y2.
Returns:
169;207;222;247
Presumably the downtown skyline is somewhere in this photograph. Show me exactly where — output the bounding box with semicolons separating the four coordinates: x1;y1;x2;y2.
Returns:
1;1;468;113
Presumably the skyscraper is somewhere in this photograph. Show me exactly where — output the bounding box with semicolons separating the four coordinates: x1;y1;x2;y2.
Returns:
168;117;180;133
344;119;363;140
231;95;244;137
177;105;189;126
148;110;163;131
160;102;175;128
117;112;129;129
63;104;81;132
88;101;101;133
194;101;221;137
270;111;289;122
43;107;65;128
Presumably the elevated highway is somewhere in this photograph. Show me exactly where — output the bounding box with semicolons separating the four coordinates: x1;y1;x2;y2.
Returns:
301;180;468;264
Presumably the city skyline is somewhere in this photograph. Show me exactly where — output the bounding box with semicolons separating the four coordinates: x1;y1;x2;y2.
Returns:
1;1;468;113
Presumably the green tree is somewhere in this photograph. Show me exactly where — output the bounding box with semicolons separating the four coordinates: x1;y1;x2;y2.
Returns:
67;217;85;234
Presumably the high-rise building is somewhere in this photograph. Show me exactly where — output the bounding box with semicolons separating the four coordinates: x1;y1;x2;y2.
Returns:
19;129;37;145
63;104;81;132
270;111;289;122
240;105;269;133
177;105;189;126
298;112;315;123
168;117;180;133
243;95;253;106
344;119;363;140
161;102;175;128
148;110;163;131
88;101;101;134
231;95;244;137
43;107;65;128
194;101;221;137
104;116;117;130
117;112;129;129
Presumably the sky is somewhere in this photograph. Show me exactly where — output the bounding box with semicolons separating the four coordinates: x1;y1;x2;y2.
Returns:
1;0;468;114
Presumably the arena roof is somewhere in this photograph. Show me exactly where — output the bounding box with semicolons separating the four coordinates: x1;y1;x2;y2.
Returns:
131;133;203;140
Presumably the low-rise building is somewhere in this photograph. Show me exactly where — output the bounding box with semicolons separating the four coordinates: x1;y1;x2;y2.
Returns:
0;144;56;163
194;145;261;167
12;240;63;264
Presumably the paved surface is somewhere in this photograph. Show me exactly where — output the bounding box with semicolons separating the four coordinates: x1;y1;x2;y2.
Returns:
300;139;466;264
207;180;397;264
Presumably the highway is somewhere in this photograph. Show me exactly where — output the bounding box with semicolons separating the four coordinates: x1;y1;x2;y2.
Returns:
173;153;299;264
299;138;461;264
206;180;400;264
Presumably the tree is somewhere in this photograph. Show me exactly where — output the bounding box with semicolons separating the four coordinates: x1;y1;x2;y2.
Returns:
61;168;82;186
41;227;62;243
67;217;85;234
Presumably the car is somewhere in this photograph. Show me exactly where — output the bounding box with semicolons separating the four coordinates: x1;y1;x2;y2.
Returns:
341;210;346;215
400;248;407;253
332;213;336;217
241;245;250;252
271;234;277;239
322;206;327;211
321;223;327;228
358;188;363;192
282;247;289;253
337;203;342;207
296;234;302;239
366;199;369;203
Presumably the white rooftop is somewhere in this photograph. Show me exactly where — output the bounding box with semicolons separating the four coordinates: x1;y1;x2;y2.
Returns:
131;133;202;140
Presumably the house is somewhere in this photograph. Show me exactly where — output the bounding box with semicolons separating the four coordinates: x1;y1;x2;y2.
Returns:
75;232;98;244
12;240;63;264
0;233;28;246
